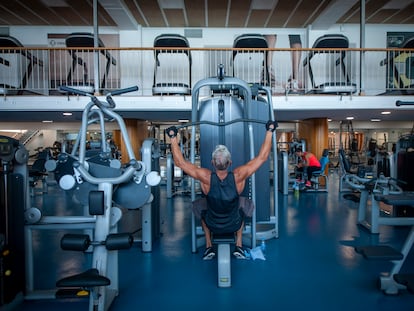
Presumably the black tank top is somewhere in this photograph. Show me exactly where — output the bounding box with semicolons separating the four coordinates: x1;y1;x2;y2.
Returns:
204;172;242;234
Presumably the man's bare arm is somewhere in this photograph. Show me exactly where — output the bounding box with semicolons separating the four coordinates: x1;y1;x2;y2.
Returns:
168;130;211;186
234;119;277;183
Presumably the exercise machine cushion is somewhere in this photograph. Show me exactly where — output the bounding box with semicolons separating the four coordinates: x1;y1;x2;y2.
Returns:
394;273;414;294
374;193;414;206
355;245;403;261
56;268;110;288
61;233;91;251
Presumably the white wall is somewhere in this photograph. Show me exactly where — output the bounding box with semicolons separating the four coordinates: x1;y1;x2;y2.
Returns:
9;23;414;48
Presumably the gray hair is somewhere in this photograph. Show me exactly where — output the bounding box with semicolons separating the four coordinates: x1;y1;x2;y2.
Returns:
212;145;231;170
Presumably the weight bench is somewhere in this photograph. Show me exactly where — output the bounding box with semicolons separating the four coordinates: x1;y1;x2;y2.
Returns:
212;233;236;288
56;268;110;301
55;191;133;309
355;193;414;294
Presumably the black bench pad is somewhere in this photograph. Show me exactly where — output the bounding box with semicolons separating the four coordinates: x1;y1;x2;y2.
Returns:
374;193;414;206
56;268;110;288
394;273;414;294
355;245;403;261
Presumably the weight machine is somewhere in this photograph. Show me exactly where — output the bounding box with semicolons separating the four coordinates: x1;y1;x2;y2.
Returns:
0;135;29;307
187;65;278;287
24;85;160;311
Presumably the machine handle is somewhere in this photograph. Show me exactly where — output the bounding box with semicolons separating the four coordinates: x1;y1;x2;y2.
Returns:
108;86;139;96
73;160;142;185
396;100;414;106
59;85;92;97
106;86;139;108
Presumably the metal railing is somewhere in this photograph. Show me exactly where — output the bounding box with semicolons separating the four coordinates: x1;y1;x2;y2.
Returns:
0;47;413;96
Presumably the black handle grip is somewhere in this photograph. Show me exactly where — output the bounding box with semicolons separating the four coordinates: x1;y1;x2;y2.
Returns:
109;86;139;96
396;100;414;106
59;85;90;96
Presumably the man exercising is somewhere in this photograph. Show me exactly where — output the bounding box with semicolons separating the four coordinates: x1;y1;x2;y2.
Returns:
295;146;321;188
166;120;276;260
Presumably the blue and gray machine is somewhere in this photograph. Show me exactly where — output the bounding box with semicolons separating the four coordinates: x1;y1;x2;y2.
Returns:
189;65;278;287
24;85;161;310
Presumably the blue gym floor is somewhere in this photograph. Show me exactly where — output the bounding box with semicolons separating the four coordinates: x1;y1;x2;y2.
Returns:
14;171;414;311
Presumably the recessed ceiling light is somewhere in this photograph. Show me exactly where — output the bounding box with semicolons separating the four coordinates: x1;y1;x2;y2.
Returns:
158;0;184;9
327;119;332;122
381;111;391;115
346;116;354;120
40;0;69;7
63;112;72;116
371;118;381;122
42;120;53;123
251;0;277;10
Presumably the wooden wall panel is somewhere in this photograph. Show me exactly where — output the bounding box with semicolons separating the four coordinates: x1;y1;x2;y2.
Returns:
297;118;328;159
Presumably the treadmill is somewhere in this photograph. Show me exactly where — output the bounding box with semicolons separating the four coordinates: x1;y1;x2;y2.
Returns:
303;34;356;94
65;32;117;93
152;34;192;95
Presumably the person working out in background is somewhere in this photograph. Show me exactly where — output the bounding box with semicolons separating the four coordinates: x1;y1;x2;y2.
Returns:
295;146;321;188
263;34;303;93
166;120;277;260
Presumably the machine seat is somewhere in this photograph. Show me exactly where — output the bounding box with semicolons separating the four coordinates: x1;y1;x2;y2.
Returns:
374;193;414;206
355;245;403;261
56;268;110;289
394;273;414;294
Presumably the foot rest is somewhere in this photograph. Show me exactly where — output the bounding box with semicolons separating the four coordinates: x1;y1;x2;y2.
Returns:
56;268;110;288
217;243;231;288
394;273;414;294
374;193;414;206
355;245;403;261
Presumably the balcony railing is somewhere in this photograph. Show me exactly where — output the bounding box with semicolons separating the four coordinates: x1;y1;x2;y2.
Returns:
0;47;413;96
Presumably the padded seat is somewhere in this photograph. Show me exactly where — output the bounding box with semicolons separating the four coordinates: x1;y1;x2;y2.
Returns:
56;268;110;288
212;232;236;244
374;193;414;206
355;245;403;261
394;273;414;294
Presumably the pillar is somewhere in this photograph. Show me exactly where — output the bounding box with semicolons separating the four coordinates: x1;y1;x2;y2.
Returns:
113;119;149;163
297;118;329;159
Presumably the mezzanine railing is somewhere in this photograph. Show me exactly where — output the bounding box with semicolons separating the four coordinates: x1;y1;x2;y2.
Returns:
0;47;413;97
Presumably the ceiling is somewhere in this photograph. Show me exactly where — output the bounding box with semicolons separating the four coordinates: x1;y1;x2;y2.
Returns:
0;0;413;30
0;0;414;126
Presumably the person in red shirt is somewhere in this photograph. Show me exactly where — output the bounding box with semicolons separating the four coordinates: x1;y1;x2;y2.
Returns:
295;147;321;187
